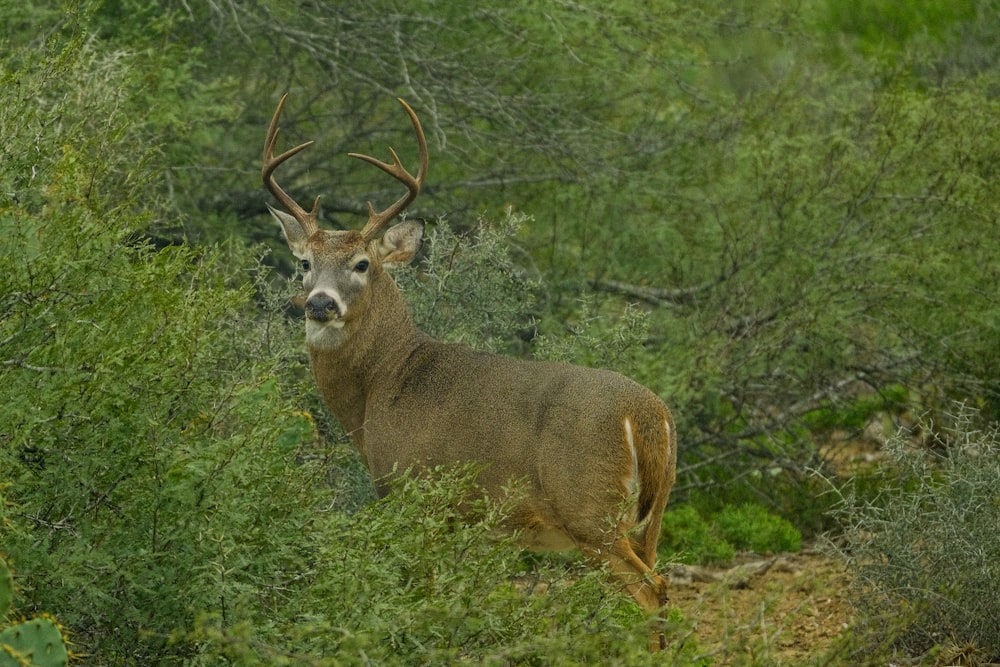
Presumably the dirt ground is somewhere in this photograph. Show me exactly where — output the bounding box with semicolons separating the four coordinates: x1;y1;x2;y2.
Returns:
667;549;853;665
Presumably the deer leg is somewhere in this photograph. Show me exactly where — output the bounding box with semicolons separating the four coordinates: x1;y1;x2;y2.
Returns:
591;537;669;651
607;538;668;609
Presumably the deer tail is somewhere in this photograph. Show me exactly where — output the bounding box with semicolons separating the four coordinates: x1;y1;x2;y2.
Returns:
632;406;677;568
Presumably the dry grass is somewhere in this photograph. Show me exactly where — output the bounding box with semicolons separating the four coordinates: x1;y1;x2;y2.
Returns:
667;550;852;665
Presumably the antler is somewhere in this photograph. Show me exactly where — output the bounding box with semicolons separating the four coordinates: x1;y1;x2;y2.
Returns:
262;94;320;235
350;98;429;241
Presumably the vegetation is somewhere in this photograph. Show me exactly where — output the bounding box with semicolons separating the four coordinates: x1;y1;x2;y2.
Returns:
833;405;1000;662
186;468;713;666
1;0;999;663
1;557;71;667
660;503;801;565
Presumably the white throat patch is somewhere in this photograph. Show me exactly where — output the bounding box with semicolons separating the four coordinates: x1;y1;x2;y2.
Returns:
305;319;346;349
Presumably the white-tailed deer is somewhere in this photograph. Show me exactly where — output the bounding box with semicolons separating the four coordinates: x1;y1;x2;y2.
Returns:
262;95;677;648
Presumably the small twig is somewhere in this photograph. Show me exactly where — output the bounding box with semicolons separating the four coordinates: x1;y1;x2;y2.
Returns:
2;358;73;373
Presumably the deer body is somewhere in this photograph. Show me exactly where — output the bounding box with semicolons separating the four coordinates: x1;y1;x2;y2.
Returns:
262;96;677;645
313;318;675;549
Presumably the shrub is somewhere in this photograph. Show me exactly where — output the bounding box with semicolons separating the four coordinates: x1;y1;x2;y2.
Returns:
833;405;1000;661
0;24;327;663
661;503;802;565
715;503;802;554
661;505;736;565
188;467;704;666
397;213;539;355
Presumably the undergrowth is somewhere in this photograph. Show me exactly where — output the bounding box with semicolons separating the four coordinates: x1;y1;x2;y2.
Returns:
832;404;1000;662
187;467;709;666
661;503;802;565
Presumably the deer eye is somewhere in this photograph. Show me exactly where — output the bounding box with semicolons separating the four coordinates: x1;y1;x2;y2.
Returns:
300;259;311;273
354;259;370;273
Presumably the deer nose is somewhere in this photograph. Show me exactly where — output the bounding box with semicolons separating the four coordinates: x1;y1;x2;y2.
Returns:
305;292;341;322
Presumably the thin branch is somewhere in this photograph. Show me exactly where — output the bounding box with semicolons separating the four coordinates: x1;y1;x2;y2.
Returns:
2;358;87;373
590;265;737;307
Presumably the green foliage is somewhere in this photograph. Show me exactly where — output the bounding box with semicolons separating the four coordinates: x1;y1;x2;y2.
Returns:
397;212;539;354
820;0;975;59
803;386;909;432
715;504;802;555
0;17;325;663
395;211;655;376
661;505;736;566
534;296;653;377
0;560;10;620
833;405;1000;660
187;468;697;666
661;503;801;566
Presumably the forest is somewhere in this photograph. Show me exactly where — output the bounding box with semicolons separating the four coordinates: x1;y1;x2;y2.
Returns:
2;0;999;664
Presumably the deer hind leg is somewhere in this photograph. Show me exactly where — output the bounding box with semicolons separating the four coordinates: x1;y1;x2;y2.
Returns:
630;499;667;570
587;536;669;651
606;537;668;611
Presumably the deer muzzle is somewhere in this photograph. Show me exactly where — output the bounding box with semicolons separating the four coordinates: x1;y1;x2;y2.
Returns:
305;292;342;323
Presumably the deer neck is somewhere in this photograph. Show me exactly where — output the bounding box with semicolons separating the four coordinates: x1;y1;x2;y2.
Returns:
306;270;425;445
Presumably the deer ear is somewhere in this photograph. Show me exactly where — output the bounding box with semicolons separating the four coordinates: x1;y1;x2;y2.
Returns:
267;204;310;257
377;220;424;267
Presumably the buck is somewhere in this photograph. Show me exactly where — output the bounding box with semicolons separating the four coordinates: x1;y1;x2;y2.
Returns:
262;95;678;647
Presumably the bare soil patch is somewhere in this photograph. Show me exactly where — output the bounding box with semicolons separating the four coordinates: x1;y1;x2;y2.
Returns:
668;550;852;664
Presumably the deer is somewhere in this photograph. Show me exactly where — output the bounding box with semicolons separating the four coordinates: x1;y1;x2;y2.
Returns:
262;95;678;649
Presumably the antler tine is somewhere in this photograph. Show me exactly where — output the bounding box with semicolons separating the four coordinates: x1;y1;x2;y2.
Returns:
262;94;320;234
351;98;429;241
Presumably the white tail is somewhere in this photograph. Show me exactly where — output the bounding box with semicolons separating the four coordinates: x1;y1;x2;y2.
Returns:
263;96;677;650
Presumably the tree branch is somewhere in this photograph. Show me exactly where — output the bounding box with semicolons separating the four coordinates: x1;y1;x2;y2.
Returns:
590;265;737;306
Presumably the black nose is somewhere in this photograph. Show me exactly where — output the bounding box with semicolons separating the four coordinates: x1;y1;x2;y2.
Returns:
305;293;340;321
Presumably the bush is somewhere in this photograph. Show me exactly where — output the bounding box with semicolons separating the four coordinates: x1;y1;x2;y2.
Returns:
833;405;1000;661
715;503;802;555
660;505;736;565
661;503;802;566
396;213;539;354
0;558;71;667
188;467;706;666
0;23;328;663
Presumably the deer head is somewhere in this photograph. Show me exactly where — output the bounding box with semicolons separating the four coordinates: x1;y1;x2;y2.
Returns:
262;95;428;349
